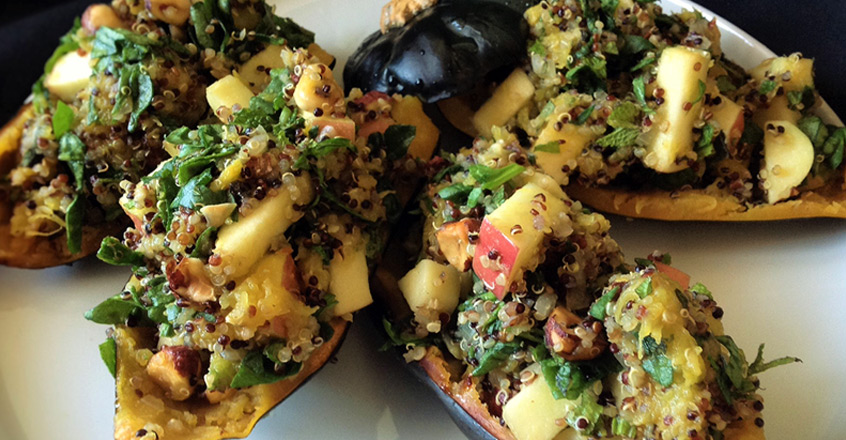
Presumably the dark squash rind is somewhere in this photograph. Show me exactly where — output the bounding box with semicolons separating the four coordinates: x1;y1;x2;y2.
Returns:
343;1;529;103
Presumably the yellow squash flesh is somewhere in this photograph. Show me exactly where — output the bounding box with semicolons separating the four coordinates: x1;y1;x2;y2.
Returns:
114;319;348;440
565;180;846;221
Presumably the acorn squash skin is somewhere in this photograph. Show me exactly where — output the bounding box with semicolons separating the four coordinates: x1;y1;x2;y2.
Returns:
343;0;529;103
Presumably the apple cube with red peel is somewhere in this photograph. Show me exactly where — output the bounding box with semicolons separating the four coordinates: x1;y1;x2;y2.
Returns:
654;261;690;289
472;183;567;299
308;116;356;140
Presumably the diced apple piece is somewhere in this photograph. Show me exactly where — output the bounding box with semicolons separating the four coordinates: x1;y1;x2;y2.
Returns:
206;75;255;122
532;123;596;183
307;43;335;68
237;45;285;94
761;120;814;204
200;202;236;228
708;95;745;152
473;183;567;299
328;244;373;316
146;346;201;401
502;375;575;440
643;46;711;172
391;95;440;160
654;262;690;289
308;116;356;140
44;51;92;102
750;56;814;93
357;116;396;140
213;174;313;279
398;259;461;318
435;218;480;272
752;95;800;129
472;68;535;137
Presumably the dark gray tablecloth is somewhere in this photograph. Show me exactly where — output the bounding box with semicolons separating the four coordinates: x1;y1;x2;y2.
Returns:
1;1;843;122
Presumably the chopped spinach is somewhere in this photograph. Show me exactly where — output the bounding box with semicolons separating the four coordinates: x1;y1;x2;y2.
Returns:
534;141;561;153
589;286;620;320
596;127;640;148
230;350;302;389
98;338;117;378
52;101;74;138
98;237;146;267
85;294;144;325
472;341;521;376
469;164;525;190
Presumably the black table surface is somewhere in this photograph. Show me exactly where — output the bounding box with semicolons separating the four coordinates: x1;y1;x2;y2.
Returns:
1;0;844;123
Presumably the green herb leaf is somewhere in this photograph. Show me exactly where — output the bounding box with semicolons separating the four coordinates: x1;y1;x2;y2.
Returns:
797;116;829;149
589;286;619;320
190;226;218;259
612;416;637;437
85;295;143;324
691;80;707;106
632;76;655;115
622;34;655;55
98;338;117;378
822;128;846;169
786;87;815;112
52;101;75;138
380;318;426;350
529;39;546;56
469;164;525;190
607;101;641;129
696;123;716;158
758;80;777;95
690;282;713;299
230;350;302;389
534;142;561;153
748;343;801;375
642;352;674;387
716;75;737;94
540;357;589;400
171;168;230;211
438;183;473;202
596;127;640;148
635;277;653;298
383;124;416;160
630;54;657;72
573;104;596;125
472;342;520;376
98;237;146;267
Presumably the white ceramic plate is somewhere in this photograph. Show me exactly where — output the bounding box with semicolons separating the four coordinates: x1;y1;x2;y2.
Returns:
0;1;843;439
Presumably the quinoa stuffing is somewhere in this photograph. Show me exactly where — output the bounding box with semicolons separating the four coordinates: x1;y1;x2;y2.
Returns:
0;0;316;266
381;129;799;440
83;16;439;439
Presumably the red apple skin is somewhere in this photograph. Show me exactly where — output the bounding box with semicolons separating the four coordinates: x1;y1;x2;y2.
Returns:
353;91;393;109
121;204;145;233
472;218;519;300
654;262;691;289
358;117;396;140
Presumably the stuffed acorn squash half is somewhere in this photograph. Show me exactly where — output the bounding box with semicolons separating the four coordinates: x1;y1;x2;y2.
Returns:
85;37;439;439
